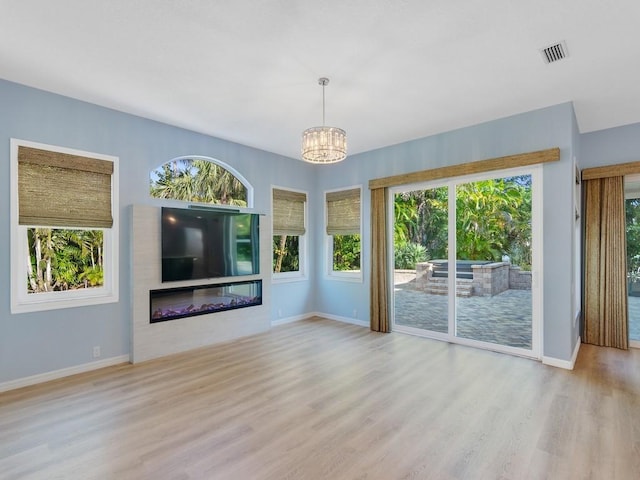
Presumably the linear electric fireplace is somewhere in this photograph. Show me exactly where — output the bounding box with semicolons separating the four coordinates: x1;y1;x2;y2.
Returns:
150;279;262;323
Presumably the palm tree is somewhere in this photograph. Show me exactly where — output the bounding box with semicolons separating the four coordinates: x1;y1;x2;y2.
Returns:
392;178;531;268
455;178;531;264
393;188;448;259
28;228;56;292
150;159;247;206
27;228;105;292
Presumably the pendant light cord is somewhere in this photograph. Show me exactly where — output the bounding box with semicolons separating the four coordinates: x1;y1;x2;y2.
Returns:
322;81;326;126
319;77;329;127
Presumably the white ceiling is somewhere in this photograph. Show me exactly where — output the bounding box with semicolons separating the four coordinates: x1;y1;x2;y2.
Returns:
1;0;640;160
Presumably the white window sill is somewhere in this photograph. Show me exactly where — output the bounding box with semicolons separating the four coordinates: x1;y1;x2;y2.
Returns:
12;289;118;314
272;273;308;284
325;271;363;283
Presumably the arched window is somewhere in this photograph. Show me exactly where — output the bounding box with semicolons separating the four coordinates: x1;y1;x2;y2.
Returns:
150;156;253;207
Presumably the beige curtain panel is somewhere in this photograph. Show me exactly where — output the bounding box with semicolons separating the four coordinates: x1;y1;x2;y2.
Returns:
326;188;361;235
370;187;390;333
272;188;306;236
18;146;114;228
583;176;628;349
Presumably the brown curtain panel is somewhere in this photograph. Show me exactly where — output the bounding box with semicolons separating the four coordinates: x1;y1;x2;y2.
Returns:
370;187;390;332
583;176;628;349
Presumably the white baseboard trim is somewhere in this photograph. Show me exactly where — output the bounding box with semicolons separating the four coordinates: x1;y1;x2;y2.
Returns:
315;312;369;328
271;313;314;326
542;337;581;370
272;312;369;328
0;354;130;393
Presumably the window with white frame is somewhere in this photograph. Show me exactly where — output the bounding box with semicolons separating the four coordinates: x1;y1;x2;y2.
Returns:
326;186;362;280
272;187;307;280
10;139;119;313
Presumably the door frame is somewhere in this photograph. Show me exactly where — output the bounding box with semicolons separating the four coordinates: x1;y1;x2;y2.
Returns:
624;173;640;349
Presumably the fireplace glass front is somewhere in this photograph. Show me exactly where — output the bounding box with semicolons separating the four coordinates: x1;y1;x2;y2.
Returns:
150;279;262;323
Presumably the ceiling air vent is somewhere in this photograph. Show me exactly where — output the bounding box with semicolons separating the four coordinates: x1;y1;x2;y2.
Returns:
541;41;568;64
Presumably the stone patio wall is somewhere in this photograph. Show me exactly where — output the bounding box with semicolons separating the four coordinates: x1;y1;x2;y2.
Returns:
471;262;509;296
415;261;532;296
415;262;433;290
508;266;532;290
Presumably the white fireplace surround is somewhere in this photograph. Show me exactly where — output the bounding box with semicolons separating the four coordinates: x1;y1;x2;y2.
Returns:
131;205;271;363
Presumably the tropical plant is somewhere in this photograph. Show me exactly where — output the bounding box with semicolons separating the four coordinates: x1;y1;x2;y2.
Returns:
392;176;532;269
455;177;531;266
393;193;419;245
273;235;300;273
150;158;247;206
626;198;640;279
27;228;105;292
394;242;428;269
79;266;104;287
332;234;361;271
393;188;448;263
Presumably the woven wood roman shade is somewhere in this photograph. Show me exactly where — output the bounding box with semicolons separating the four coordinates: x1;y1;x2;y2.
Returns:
18;146;114;228
326;188;361;235
273;188;306;236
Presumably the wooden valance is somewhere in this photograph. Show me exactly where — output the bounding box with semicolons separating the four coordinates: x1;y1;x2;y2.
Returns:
369;148;560;190
582;161;640;181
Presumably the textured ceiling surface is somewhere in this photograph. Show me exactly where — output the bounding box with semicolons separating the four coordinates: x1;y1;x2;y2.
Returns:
1;0;639;160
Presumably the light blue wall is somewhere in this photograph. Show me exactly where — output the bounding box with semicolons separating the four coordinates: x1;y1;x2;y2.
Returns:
581;122;640;168
1;78;591;384
314;103;578;361
0;79;313;383
571;107;583;341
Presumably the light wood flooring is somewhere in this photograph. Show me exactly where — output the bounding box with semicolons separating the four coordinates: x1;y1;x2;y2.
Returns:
1;317;639;479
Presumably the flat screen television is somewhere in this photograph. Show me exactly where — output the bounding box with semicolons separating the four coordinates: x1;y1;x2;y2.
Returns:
161;207;260;282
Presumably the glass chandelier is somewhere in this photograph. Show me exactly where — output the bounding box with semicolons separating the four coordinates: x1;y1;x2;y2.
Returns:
301;77;347;164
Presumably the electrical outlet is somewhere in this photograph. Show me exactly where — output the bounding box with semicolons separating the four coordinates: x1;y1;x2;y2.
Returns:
278;309;282;318
353;309;357;318
93;346;101;358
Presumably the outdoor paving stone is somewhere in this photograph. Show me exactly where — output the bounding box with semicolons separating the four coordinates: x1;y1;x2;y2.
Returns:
394;276;640;346
394;287;532;348
628;296;640;341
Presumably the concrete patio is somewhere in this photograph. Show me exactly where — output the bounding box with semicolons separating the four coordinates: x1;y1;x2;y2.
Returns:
393;271;640;348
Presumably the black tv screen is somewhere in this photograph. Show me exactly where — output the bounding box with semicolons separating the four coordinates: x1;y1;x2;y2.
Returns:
161;207;260;282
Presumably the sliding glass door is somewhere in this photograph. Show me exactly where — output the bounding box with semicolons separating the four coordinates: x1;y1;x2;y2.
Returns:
624;176;640;346
393;184;449;336
391;167;541;357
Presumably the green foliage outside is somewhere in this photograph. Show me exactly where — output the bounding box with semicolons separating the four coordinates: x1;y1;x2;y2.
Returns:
394;186;448;262
626;199;640;281
273;235;299;273
456;177;532;268
393;176;532;270
27;228;104;293
333;234;361;271
150;158;247;206
394;243;428;270
273;234;361;273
